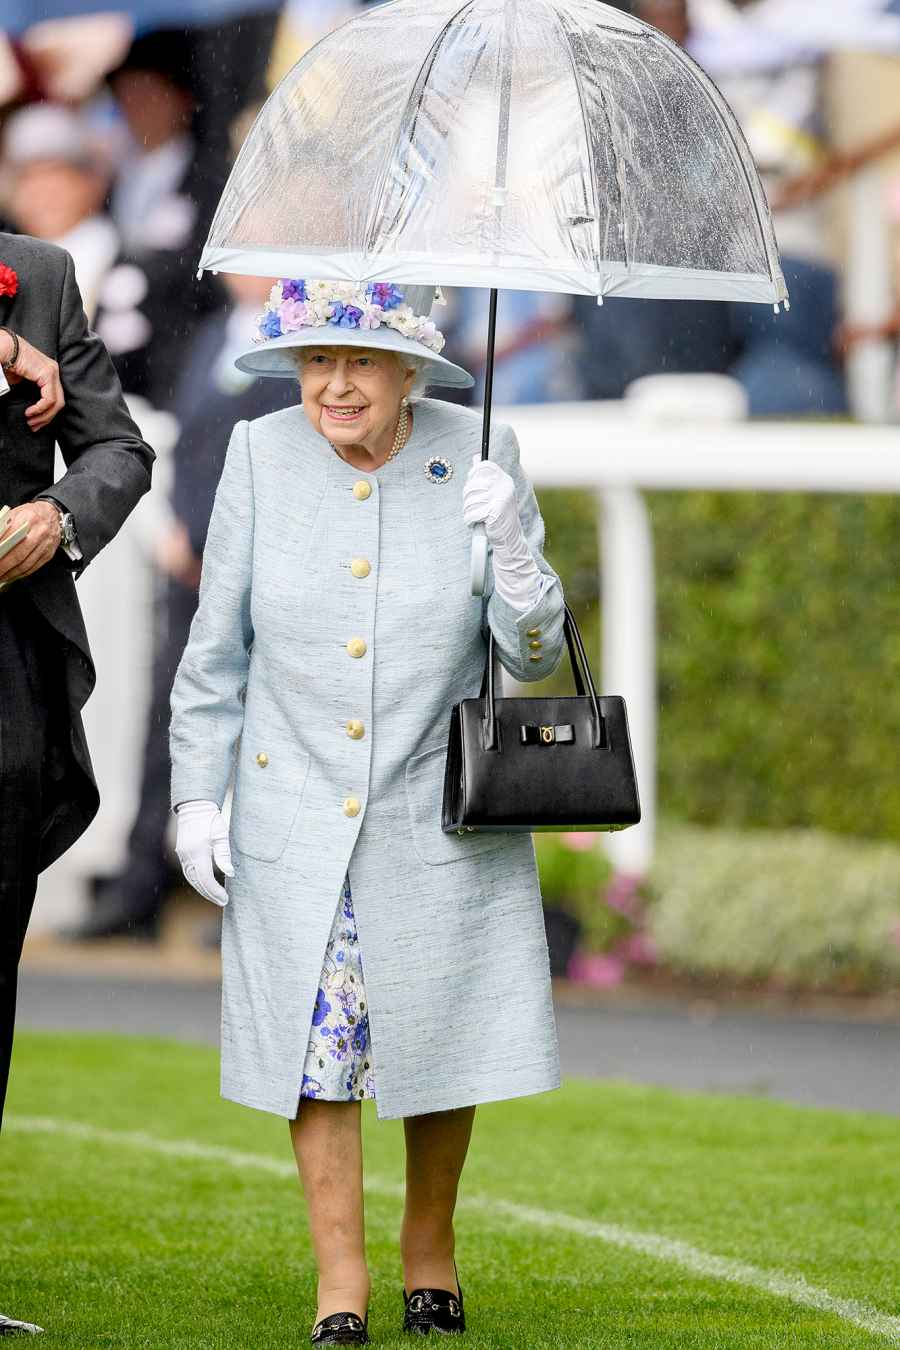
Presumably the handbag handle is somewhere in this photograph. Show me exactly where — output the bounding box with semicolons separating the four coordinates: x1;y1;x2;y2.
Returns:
481;602;604;750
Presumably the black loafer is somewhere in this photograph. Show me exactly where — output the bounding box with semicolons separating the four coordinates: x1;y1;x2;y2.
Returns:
0;1313;44;1336
402;1268;465;1335
309;1310;369;1344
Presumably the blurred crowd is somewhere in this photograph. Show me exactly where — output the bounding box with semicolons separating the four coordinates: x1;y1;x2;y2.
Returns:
3;0;900;942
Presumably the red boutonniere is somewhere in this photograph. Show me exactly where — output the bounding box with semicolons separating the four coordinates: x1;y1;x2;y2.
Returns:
0;263;18;298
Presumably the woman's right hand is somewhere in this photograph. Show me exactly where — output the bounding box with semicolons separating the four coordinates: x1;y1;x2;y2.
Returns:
175;800;234;906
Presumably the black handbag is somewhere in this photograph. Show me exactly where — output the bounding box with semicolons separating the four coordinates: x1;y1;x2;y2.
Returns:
442;603;641;834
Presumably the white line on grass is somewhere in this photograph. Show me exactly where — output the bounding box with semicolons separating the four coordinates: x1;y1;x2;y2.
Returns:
8;1115;900;1345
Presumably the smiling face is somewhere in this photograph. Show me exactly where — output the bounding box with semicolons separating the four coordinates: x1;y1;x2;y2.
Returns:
297;344;416;461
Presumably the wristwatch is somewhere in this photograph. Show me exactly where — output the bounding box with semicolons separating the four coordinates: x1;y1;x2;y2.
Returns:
56;508;78;553
37;496;81;559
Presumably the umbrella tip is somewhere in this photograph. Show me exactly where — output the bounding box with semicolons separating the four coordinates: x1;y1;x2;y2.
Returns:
596;294;604;307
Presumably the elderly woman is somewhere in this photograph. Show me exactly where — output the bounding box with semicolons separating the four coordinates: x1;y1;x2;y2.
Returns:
169;280;566;1345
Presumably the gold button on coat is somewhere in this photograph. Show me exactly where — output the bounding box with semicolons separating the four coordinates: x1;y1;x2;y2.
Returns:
528;654;543;662
526;627;542;637
350;558;371;578
346;719;365;740
346;637;367;658
529;639;543;650
256;752;269;767
352;480;372;500
343;797;361;817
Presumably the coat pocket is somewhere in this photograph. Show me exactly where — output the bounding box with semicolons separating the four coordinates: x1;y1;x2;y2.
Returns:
231;741;311;863
405;743;509;867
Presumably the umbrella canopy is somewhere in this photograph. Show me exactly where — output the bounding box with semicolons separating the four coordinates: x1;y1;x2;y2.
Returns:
200;0;787;305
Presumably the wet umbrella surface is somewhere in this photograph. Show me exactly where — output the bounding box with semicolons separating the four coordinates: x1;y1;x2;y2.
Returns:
201;0;785;304
199;0;788;587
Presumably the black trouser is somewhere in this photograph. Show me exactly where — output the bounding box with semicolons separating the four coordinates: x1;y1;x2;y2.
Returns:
0;591;65;1126
108;574;198;916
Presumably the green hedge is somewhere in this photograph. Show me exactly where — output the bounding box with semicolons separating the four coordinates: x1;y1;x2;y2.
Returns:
534;832;615;950
535;823;900;991
648;821;900;992
537;489;900;842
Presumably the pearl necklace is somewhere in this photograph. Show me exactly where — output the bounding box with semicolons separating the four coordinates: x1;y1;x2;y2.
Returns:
329;402;409;467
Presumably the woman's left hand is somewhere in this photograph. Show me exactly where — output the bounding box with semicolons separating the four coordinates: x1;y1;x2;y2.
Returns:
463;454;544;611
462;456;522;547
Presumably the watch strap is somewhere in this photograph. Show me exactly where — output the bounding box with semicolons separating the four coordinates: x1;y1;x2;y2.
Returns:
35;495;79;553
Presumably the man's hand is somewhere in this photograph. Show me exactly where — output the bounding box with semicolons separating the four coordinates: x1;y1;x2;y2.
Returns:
0;330;65;431
0;501;61;584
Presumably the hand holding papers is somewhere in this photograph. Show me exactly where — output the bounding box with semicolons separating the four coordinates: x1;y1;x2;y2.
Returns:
0;504;31;592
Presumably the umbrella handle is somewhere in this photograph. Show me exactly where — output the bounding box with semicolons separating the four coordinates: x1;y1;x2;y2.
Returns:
470;522;489;596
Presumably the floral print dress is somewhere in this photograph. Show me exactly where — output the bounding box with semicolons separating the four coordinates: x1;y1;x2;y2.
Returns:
300;872;376;1102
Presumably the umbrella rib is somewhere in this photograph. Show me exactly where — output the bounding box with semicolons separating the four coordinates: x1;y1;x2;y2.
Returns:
362;0;478;261
661;36;784;297
382;41;484;246
549;2;628;284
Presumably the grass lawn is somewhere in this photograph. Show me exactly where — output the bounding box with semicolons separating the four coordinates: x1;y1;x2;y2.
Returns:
1;1032;898;1348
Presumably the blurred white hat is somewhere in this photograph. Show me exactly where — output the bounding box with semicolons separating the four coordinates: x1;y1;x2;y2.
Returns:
3;103;103;171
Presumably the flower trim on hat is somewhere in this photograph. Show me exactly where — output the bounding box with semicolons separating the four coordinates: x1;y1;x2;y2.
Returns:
253;279;446;354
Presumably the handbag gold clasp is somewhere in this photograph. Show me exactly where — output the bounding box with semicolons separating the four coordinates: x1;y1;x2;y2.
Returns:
519;723;575;746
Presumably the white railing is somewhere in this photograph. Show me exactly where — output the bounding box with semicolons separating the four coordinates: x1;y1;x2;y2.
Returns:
506;391;900;876
845;163;899;424
30;387;900;931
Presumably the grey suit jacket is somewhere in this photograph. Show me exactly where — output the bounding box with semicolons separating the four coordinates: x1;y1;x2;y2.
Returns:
0;232;154;867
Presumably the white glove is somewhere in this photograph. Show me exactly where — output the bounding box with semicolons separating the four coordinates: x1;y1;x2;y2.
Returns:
463;454;543;612
175;799;234;907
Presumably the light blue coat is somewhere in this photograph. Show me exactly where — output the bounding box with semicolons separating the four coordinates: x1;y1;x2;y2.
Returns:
169;396;567;1119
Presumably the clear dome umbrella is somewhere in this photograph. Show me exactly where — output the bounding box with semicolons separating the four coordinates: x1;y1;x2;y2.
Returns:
198;0;788;591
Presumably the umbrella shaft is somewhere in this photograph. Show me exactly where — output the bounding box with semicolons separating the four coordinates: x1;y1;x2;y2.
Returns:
481;287;499;461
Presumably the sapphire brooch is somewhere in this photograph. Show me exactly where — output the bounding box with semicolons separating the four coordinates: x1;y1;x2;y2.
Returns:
424;455;453;484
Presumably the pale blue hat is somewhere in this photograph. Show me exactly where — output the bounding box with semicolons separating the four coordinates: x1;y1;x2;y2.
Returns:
234;280;474;389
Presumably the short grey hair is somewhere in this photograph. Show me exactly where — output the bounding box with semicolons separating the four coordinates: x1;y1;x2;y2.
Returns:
404;355;432;399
